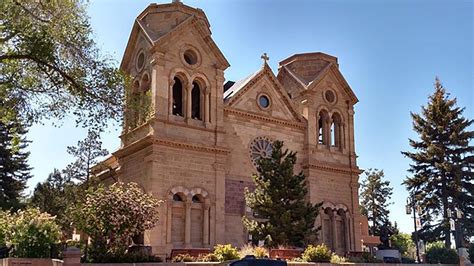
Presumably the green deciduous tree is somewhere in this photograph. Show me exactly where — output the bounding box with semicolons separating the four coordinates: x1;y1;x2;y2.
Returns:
30;169;78;237
72;182;161;262
243;140;321;248
402;78;473;248
64;130;109;183
0;208;61;258
390;233;415;257
359;168;393;236
0;96;31;211
0;0;126;131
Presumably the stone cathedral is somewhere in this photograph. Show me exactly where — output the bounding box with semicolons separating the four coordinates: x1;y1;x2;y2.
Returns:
97;1;364;256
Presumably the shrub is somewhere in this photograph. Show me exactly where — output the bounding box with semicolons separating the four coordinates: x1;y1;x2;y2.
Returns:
239;244;269;259
172;253;194;262
72;182;161;262
426;246;459;264
330;253;348;263
0;211;13;247
301;244;331;262
254;247;269;258
3;208;61;258
197;253;219;262
213;244;240;261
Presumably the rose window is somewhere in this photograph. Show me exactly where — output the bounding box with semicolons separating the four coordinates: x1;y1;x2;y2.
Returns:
249;137;273;167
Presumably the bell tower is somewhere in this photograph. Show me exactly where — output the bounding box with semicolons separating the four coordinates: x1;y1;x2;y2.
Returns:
120;1;229;147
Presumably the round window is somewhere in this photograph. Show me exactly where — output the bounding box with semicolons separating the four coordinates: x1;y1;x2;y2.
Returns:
325;90;336;103
258;95;270;108
183;49;198;65
249;137;273;167
136;51;145;71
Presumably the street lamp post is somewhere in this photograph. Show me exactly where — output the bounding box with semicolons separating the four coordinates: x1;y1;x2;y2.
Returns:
406;193;421;263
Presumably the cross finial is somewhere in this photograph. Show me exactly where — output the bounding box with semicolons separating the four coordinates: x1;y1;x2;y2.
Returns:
261;53;269;64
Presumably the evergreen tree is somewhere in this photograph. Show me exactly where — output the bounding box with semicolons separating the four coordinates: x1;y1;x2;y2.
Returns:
243;140;321;247
0;97;31;210
402;78;473;248
359;168;393;236
30;169;78;236
64;130;109;183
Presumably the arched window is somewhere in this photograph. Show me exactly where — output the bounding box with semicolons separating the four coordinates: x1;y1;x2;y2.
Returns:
318;110;329;145
172;77;184;116
173;193;184;202
331;113;342;148
191;81;201;120
320;205;350;253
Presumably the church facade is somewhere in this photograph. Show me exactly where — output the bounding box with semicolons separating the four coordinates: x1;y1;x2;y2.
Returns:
98;1;364;256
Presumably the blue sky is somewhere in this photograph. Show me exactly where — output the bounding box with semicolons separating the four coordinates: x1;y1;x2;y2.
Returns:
25;0;473;234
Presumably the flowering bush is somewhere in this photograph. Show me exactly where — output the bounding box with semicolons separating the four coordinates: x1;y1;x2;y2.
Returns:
172;253;194;262
72;182;161;262
301;244;332;262
330;253;348;263
239;244;269;258
213;244;240;261
0;208;60;258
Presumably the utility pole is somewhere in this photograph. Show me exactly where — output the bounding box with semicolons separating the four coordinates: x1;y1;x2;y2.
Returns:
406;193;421;263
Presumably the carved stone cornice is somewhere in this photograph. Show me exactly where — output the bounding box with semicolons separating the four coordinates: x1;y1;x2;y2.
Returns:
152;138;230;154
224;108;305;130
303;162;363;175
114;135;230;159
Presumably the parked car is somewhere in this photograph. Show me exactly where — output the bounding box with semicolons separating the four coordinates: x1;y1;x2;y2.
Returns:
230;255;287;266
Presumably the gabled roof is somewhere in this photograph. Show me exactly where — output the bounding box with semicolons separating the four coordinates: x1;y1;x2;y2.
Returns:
224;63;304;123
120;3;229;70
223;70;260;101
277;52;358;104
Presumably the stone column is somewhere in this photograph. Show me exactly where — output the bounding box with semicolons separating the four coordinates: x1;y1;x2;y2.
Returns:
204;91;210;126
168;78;175;116
184;200;192;247
186;84;192;121
166;202;172;244
325;117;331;147
203;201;210;246
62;247;82;266
344;213;351;252
332;210;338;251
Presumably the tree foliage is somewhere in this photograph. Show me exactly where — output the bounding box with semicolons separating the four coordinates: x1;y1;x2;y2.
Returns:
71;182;161;262
243;140;321;248
0;0;126;131
359;168;393;235
402;78;473;247
64;130;109;183
390;232;415;257
30;169;78;237
0;208;61;258
0;97;31;211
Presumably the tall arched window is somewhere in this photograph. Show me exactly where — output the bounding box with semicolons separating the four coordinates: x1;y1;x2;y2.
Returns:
331;113;342;148
191;82;201;120
172;77;184;116
318;110;329;145
171;192;185;244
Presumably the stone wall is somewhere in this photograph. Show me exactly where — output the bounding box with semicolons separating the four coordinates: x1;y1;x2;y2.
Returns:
0;258;63;266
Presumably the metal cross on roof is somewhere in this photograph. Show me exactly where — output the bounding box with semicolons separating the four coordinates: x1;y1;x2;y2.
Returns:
261;53;269;64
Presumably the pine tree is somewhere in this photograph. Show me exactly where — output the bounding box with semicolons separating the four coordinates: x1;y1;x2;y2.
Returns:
0;99;31;210
359;168;393;236
402;78;473;248
64;130;109;183
243;140;321;248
